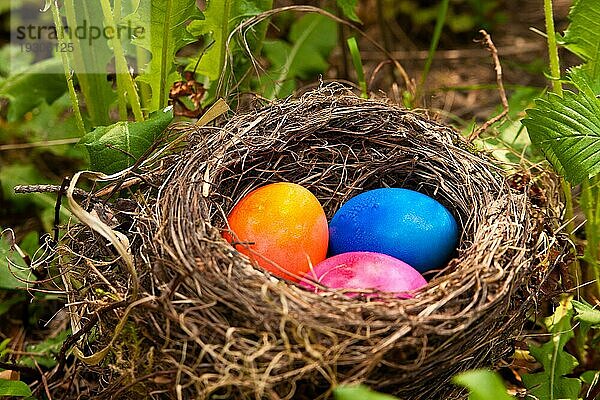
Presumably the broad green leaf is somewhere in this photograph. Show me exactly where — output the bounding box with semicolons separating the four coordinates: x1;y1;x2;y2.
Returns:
522;296;582;400
334;385;399;400
187;0;273;81
0;58;66;122
0;379;32;397
63;0;116;126
568;65;600;95
452;370;515;400
573;299;600;326
0;231;34;290
124;0;203;111
562;0;600;77
262;13;337;98
20;329;70;369
80;107;173;174
580;370;599;385
336;0;360;22
523;70;600;183
17;232;39;262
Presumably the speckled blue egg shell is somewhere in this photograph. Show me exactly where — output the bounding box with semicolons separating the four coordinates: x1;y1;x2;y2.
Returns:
328;188;459;272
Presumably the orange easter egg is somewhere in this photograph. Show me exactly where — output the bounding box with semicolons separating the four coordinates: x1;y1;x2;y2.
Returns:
223;182;328;282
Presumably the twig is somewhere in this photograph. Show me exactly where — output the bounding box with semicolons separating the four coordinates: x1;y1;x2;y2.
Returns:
468;30;509;142
32;357;52;400
586;379;600;400
50;300;127;381
112;370;179;398
53;177;70;245
369;60;393;91
14;184;90;199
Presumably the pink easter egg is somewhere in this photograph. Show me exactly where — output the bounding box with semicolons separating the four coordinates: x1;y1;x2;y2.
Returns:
300;251;427;298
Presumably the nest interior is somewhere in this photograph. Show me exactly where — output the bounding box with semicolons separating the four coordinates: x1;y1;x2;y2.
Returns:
58;86;563;400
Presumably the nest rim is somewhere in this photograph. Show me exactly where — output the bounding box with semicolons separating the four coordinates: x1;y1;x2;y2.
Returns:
61;84;563;400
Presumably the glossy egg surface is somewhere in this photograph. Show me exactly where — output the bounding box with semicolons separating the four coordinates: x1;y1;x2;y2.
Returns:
223;182;328;282
328;188;458;272
301;251;427;298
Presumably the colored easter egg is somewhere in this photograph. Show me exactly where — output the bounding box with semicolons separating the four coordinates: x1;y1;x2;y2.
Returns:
223;182;328;282
300;251;427;298
328;188;458;272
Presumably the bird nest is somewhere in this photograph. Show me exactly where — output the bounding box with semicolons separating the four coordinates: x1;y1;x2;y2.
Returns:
54;86;565;399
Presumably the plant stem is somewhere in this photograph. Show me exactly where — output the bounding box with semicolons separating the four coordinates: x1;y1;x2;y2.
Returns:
582;177;600;297
543;0;582;290
50;1;85;135
215;0;233;100
543;0;563;96
99;0;144;121
416;0;449;104
112;0;128;120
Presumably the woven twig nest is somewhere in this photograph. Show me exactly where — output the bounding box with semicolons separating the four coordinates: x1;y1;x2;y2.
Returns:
59;86;564;399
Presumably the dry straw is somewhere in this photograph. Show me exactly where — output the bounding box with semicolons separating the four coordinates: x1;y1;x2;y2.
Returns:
54;85;565;399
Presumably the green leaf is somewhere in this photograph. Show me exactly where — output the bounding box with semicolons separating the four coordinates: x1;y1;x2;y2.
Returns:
17;232;39;262
523;69;600;183
20;329;70;369
63;0;116;126
187;0;272;82
261;13;337;98
334;385;399;400
0;379;32;397
0;58;67;122
124;0;203;111
573;299;600;327
0;338;11;355
568;64;600;95
80;107;173;174
347;37;367;98
336;0;361;22
580;370;599;385
562;0;600;77
452;370;515;400
0;231;34;290
522;296;582;400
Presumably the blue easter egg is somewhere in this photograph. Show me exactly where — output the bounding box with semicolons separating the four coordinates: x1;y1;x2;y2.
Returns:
328;188;459;272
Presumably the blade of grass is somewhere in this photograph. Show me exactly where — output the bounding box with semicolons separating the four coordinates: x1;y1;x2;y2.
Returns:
50;1;85;135
347;37;367;98
581;176;600;295
113;0;128;120
415;0;449;103
99;0;144;122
